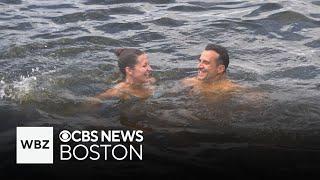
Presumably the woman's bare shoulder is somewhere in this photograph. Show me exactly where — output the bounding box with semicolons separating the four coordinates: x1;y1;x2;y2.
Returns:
95;83;126;100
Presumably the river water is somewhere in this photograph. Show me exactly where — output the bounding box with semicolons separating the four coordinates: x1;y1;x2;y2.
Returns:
1;0;320;178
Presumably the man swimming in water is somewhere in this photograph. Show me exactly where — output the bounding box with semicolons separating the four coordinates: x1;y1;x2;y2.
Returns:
182;43;238;94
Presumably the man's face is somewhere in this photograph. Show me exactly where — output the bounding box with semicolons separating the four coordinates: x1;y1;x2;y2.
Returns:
197;50;224;81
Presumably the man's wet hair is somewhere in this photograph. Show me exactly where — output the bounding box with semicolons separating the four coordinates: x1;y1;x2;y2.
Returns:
115;48;145;76
205;44;229;71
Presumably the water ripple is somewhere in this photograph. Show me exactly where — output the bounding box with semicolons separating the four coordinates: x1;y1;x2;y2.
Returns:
244;3;283;17
305;39;320;48
84;0;175;5
122;32;166;44
0;22;33;31
149;17;186;27
51;11;114;24
0;0;21;4
168;5;207;12
23;4;77;10
264;66;320;80
95;22;148;33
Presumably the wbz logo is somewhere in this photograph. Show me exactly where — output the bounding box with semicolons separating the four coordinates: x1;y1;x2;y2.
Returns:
16;127;53;164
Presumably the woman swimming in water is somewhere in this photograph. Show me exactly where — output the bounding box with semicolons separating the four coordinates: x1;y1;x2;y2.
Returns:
95;48;155;100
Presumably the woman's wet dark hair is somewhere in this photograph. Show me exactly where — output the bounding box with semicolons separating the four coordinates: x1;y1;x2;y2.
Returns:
115;48;145;76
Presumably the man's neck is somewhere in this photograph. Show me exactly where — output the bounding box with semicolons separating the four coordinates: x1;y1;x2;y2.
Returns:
201;73;227;84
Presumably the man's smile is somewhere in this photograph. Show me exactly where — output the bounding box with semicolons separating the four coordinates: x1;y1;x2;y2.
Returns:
198;68;207;78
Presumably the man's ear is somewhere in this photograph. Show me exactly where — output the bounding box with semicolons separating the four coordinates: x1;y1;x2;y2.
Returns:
125;67;132;76
217;65;225;74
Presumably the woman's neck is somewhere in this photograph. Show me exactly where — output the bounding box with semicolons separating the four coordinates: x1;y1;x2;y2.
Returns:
124;77;144;89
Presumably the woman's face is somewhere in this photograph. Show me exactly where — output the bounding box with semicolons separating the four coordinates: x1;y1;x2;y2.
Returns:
129;53;152;84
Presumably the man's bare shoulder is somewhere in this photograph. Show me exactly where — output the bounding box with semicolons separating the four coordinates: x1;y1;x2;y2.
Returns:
222;80;241;91
181;77;198;86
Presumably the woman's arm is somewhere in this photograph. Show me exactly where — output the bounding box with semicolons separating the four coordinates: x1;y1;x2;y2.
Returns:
95;88;120;100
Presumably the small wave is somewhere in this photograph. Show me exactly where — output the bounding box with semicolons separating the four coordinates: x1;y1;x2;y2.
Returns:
206;20;269;37
0;22;33;31
75;36;126;46
244;10;320;32
51;12;89;24
51;10;114;24
50;7;143;24
244;3;283;17
0;44;35;59
265;10;319;25
188;1;245;7
147;43;177;53
107;7;145;15
0;36;127;59
0;80;6;99
149;17;186;27
0;75;37;102
30;33;68;40
56;26;90;33
46;47;93;58
168;5;207;12
26;4;77;9
49;36;129;48
0;0;21;4
314;84;320;90
242;10;320;41
228;68;259;81
312;1;320;6
310;13;320;18
95;22;148;34
84;0;175;5
0;14;27;20
264;65;320;80
122;32;166;44
305;39;320;48
187;1;256;11
2;36;128;59
0;42;51;59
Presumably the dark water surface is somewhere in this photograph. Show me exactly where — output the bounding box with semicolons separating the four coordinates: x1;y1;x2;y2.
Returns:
1;0;320;178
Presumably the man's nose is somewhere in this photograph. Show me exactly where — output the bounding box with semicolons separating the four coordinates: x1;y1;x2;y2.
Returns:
198;62;203;69
147;65;152;71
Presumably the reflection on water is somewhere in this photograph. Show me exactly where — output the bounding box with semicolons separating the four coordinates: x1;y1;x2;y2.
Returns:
0;0;320;176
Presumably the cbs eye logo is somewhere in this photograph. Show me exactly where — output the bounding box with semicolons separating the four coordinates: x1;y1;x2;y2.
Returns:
59;130;71;142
